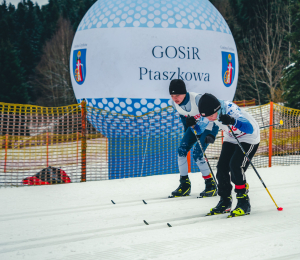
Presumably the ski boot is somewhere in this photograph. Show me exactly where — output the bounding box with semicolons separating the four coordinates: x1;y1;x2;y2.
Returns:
206;195;232;216
228;193;251;218
170;176;191;198
199;178;217;198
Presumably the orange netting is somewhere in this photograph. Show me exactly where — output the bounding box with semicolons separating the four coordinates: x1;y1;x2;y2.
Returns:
0;100;299;187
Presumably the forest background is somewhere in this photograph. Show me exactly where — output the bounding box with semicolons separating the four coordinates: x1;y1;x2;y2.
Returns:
0;0;299;109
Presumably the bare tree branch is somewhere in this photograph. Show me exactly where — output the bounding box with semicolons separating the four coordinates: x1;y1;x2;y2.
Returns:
239;0;288;102
34;17;76;107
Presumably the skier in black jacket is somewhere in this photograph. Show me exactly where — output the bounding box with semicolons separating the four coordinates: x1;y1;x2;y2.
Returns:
198;93;260;217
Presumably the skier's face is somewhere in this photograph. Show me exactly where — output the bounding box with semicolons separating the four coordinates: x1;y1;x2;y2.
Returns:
171;94;186;105
206;112;218;121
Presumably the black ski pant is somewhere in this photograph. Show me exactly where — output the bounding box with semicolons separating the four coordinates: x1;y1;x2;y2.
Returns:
216;141;259;197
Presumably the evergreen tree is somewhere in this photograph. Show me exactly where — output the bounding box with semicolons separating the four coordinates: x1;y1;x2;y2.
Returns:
0;1;29;103
41;0;60;43
61;0;77;29
0;0;105;105
14;1;43;79
0;39;30;104
282;0;300;109
60;0;97;31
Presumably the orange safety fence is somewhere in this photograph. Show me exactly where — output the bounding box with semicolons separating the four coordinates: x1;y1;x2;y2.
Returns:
0;100;299;187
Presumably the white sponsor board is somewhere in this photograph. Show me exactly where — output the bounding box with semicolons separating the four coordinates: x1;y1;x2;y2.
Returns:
70;0;238;116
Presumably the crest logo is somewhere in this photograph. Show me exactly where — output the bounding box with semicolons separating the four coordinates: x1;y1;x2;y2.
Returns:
222;52;235;87
73;49;86;85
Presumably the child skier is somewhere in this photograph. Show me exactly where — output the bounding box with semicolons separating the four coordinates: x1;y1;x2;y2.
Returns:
169;79;219;198
198;93;260;217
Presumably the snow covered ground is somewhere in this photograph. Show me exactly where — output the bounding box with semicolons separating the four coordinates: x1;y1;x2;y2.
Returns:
0;165;300;260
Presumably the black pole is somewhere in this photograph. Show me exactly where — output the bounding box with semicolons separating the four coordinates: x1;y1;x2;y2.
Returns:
259;122;283;129
227;126;282;211
191;127;218;185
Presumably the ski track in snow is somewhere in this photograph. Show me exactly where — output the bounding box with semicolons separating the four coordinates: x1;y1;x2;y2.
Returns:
0;165;299;260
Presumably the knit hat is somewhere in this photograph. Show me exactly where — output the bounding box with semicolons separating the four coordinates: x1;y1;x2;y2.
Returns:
198;93;221;117
169;79;187;95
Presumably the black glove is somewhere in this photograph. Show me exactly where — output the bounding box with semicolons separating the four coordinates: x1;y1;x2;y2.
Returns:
219;114;235;125
186;115;197;127
205;134;215;144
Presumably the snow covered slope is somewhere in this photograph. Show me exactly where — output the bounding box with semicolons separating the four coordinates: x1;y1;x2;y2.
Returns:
0;165;299;260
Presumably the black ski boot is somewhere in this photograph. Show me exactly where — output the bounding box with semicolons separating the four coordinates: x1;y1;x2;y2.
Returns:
170;176;191;197
199;178;217;198
228;193;251;218
206;195;232;216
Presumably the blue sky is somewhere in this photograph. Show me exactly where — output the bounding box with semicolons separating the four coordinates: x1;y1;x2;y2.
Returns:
8;0;49;7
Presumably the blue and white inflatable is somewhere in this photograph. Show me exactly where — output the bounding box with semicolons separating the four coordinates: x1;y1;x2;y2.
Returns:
70;0;238;178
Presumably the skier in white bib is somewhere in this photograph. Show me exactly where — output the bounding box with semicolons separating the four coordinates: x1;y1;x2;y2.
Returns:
198;93;260;217
169;79;219;198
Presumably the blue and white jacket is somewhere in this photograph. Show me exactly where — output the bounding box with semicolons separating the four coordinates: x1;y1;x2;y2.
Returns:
215;100;260;144
172;92;219;136
172;94;259;144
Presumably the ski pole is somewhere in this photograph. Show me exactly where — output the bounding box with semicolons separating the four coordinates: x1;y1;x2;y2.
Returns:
190;126;218;185
260;120;283;129
227;126;283;211
216;120;283;135
215;120;284;139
